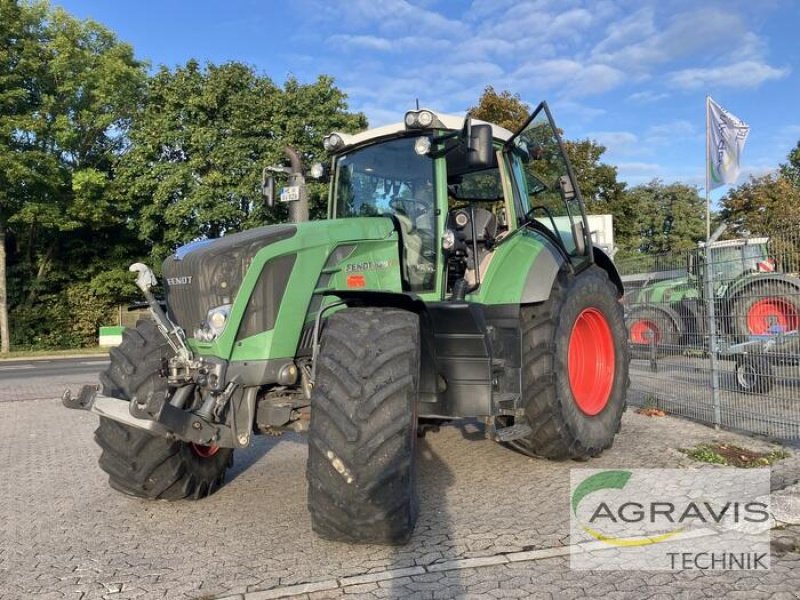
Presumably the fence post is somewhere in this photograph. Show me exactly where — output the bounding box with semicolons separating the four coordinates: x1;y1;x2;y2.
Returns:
704;225;727;429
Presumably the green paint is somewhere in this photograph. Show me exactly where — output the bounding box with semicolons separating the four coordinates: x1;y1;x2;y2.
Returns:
467;230;549;305
571;470;632;516
193;217;402;362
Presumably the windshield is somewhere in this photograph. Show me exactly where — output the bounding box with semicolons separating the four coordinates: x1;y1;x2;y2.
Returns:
334;136;434;219
332;136;437;291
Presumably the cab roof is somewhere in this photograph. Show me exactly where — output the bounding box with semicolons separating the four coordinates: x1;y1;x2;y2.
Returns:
332;112;514;151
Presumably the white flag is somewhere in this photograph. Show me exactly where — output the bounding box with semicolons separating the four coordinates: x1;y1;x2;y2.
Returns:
706;97;750;190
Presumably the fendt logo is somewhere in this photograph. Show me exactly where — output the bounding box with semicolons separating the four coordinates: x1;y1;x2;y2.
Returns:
571;470;769;548
166;276;193;286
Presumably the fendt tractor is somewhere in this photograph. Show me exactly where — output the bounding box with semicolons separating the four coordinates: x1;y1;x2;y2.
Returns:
626;237;800;356
65;102;629;544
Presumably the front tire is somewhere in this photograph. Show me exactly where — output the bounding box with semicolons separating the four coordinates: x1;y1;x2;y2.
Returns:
307;307;419;544
626;306;680;359
511;266;629;459
96;320;232;500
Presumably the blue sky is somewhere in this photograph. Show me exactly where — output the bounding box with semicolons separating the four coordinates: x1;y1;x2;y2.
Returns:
55;0;800;194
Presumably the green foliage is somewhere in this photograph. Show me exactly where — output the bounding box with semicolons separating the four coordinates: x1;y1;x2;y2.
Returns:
721;173;800;236
624;180;706;255
468;86;529;131
114;63;366;260
0;1;147;349
779;141;800;186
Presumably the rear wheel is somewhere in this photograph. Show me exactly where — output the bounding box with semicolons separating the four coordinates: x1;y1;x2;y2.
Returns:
511;266;629;459
733;282;800;337
96;320;232;500
307;307;419;544
626;306;680;359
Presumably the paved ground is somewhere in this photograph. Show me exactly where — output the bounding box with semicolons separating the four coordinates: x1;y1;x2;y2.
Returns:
1;365;799;599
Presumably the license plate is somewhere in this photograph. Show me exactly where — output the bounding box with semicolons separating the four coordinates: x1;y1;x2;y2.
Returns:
280;185;300;202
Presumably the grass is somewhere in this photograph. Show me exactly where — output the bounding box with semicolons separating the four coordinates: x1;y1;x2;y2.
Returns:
680;442;790;468
0;346;109;360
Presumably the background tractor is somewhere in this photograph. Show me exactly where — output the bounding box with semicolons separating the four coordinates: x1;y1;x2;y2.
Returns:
65;102;629;544
625;237;800;357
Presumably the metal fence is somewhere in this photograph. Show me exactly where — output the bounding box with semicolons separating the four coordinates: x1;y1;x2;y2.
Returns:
617;230;800;443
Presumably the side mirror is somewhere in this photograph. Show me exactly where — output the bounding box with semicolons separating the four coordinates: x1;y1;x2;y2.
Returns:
558;175;575;200
466;122;493;168
261;168;275;207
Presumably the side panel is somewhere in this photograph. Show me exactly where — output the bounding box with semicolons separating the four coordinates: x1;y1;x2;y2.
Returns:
188;218;403;362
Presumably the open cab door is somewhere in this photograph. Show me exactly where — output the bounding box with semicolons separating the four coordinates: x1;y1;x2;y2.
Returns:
505;101;592;267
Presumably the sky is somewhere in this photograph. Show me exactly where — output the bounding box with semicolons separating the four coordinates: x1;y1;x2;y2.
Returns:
54;0;800;196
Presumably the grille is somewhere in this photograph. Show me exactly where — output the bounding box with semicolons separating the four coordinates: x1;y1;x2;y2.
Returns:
162;225;296;332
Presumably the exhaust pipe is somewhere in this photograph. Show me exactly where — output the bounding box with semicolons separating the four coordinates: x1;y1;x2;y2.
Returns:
284;146;309;224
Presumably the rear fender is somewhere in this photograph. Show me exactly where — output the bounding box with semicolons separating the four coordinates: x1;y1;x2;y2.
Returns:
592;246;624;297
726;273;800;300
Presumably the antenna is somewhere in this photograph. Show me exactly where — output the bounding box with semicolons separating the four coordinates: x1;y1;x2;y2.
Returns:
415;98;420;110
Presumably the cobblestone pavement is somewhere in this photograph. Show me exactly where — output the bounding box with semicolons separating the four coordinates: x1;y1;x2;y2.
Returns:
1;372;799;599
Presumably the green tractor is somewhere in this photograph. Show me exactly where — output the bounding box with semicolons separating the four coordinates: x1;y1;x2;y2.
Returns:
625;237;800;355
64;102;629;544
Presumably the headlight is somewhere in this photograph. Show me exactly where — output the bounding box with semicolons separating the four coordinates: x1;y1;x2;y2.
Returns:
414;136;431;156
442;229;456;251
404;109;439;129
194;304;232;342
323;133;344;151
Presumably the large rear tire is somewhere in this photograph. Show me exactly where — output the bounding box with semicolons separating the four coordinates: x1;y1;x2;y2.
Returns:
511;266;629;459
732;281;800;337
96;320;232;500
307;307;419;544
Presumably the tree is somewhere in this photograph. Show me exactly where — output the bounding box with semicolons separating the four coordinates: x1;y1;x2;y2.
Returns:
625;180;706;255
115;63;366;261
0;1;146;350
468;86;529;131
779;140;800;186
563;138;632;248
720;173;800;236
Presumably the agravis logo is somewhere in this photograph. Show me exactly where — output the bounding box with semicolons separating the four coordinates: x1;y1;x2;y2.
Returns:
572;470;683;547
572;470;769;548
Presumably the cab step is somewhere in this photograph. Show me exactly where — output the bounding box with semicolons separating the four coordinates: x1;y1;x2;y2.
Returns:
492;422;533;443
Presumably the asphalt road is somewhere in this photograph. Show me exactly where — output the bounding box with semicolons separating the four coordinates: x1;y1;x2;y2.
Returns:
0;355;108;403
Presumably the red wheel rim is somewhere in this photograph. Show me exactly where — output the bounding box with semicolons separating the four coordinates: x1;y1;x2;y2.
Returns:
190;443;220;458
630;319;661;345
746;298;799;335
568;308;615;416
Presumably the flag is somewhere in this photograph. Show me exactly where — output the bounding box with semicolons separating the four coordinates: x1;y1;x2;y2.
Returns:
706;97;750;191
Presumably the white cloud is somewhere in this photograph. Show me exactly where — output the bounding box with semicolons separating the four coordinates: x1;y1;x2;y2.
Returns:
514;59;625;96
646;120;697;143
586;131;639;151
668;60;789;89
327;34;393;52
626;90;668;103
593;8;753;73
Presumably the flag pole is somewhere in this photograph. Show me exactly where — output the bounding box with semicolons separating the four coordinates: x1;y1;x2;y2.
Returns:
705;95;711;242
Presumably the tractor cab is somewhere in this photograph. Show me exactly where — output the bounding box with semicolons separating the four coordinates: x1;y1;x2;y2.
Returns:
321;102;595;301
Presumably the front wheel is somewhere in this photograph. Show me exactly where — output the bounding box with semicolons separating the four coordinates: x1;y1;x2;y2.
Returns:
735;356;773;394
307;307;419;544
96;320;233;500
511;266;630;459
